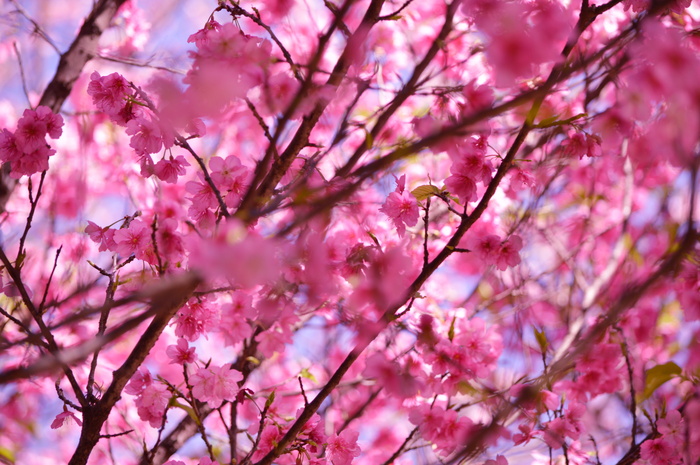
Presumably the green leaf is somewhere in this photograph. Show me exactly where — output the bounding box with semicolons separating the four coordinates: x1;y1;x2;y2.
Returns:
364;130;374;150
534;328;548;353
265;390;276;409
639;362;682;402
0;446;15;464
411;184;440;201
300;367;317;383
447;315;456;342
536;115;560;127
367;230;381;247
171;400;201;426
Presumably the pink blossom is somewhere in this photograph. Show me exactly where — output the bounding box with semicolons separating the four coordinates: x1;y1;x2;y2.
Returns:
640;438;680;465
173;300;219;341
135;383;170;428
380;190;419;237
250;424;282;462
363;352;420;398
190;364;243;406
15;109;48;152
198;458;219;465
166;338;197;364
35;105;63;139
484;455;508;465
87;71;133;117
326;429;361;465
8;145;55;178
154;155;190;183
50;410;82;429
466;234;501;265
113;219;151;259
0;129;22;163
85;221;117;252
125;367;153;395
494;235;523;271
126;117;168;155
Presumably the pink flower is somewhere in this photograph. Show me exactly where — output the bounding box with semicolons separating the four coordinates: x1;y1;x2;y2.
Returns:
136;386;169;428
174;300;219;342
125;367;153;395
113;219;151;259
87;71;133;117
154;155;190;183
50;410;82;429
484;455;508;465
8;145;54;178
640;438;680;465
380;190;419;237
198;458;219;465
380;175;419;237
494;235;523;270
35;105;63;139
0;129;22;163
466;234;501;265
326;429;361;465
85;221;116;252
190;364;243;406
250;424;282;462
363;352;420;398
166;338;197;364
15;109;48;152
444;172;478;205
126;117;168;155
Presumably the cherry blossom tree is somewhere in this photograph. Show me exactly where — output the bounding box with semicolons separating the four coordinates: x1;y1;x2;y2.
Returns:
0;0;699;465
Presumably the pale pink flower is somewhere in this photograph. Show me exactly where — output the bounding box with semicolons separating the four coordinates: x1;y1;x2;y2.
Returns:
326;429;361;465
494;235;523;271
50;410;82;429
126;117;166;155
85;221;116;252
113;219;151;259
190;364;242;406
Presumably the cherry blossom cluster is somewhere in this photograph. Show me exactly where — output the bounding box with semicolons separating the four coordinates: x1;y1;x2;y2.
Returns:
0;106;63;178
2;1;700;465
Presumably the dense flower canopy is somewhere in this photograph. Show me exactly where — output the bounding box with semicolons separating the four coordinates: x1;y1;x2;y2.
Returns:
0;1;699;465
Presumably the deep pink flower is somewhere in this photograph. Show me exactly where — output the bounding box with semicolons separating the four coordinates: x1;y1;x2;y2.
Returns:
154;155;190;183
87;71;133;116
15;109;48;153
640;438;679;465
166;338;197;364
380;190;419;237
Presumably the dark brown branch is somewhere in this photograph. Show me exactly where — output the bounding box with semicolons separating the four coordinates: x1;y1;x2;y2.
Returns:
67;272;201;465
